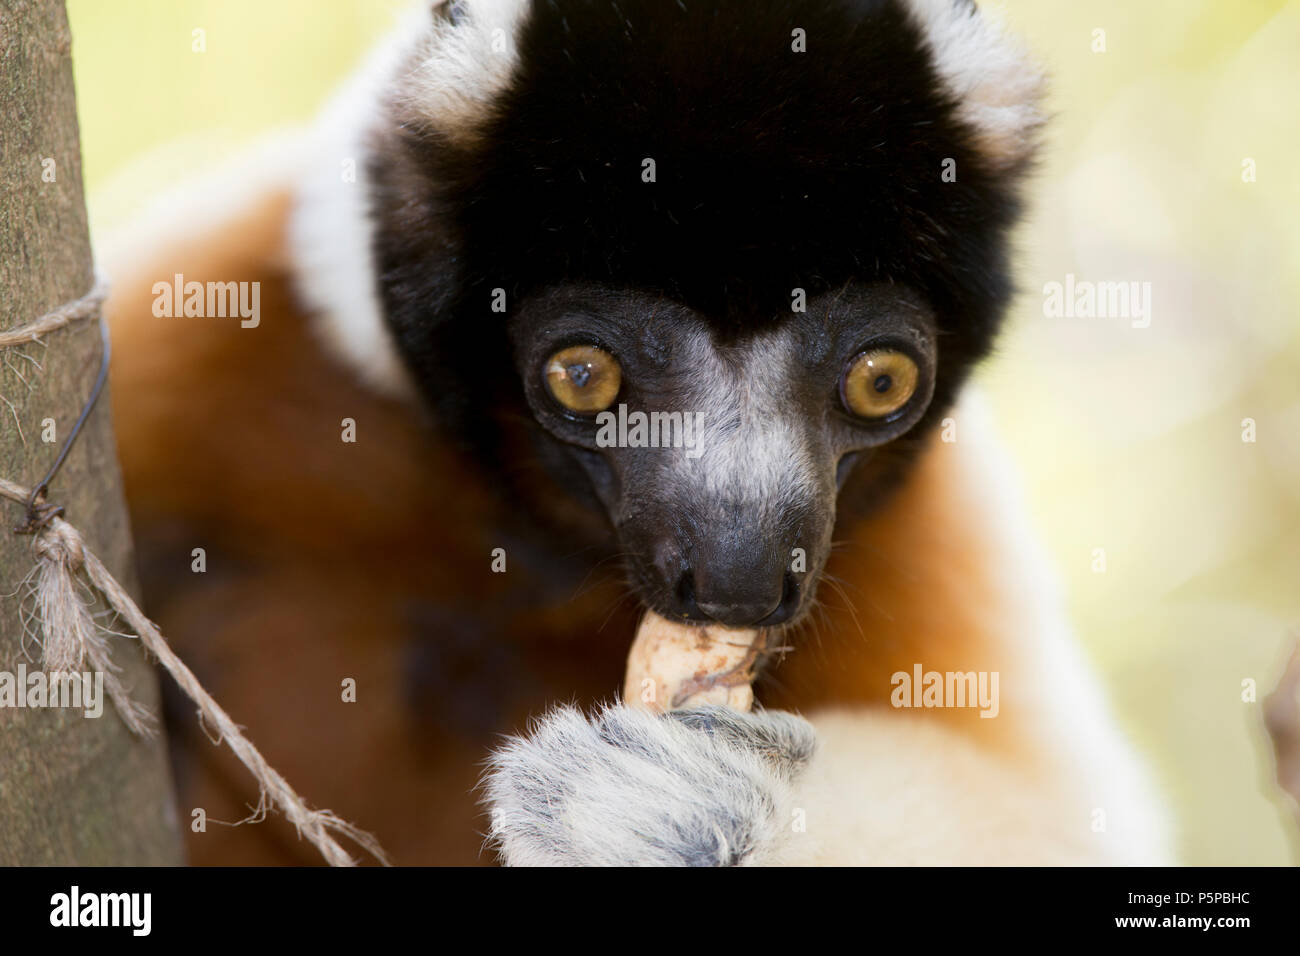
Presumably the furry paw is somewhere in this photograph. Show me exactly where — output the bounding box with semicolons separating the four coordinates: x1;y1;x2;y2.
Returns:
483;703;816;866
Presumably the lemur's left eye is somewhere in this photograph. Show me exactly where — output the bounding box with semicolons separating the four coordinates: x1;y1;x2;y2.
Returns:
544;344;622;414
840;348;919;420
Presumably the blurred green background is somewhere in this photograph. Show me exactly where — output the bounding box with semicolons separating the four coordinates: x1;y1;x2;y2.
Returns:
65;0;1300;863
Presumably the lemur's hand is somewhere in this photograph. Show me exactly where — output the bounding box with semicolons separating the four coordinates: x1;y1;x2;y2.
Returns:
484;704;816;866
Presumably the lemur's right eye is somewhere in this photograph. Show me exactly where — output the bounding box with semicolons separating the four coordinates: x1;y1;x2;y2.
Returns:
544;344;622;414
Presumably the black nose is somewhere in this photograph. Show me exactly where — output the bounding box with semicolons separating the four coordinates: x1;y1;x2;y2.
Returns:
673;567;800;627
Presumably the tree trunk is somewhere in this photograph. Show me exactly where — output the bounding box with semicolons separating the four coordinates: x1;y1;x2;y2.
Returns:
0;0;182;865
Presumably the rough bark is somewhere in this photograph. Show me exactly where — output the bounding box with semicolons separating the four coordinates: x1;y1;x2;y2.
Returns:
0;0;182;864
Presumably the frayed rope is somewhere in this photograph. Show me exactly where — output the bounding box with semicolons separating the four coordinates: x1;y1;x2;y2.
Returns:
2;282;389;867
0;274;109;349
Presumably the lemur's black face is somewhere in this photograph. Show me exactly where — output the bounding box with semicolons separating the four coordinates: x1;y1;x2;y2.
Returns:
509;283;937;626
367;0;1040;629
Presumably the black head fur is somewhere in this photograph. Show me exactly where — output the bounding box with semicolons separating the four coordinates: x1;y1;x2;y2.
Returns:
366;0;1040;617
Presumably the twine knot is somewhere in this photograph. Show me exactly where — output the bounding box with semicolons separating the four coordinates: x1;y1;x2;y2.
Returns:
1;278;389;866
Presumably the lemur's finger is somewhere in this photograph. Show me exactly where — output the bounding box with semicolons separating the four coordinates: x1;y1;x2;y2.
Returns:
1264;639;1300;811
624;610;765;713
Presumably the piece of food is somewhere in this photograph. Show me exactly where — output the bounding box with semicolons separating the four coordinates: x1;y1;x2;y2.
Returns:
624;610;766;713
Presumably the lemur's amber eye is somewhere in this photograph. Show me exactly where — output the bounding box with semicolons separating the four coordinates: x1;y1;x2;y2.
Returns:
544;345;622;414
840;349;919;420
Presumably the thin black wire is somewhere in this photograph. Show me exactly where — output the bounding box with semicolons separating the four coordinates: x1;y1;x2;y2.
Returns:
15;317;111;534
